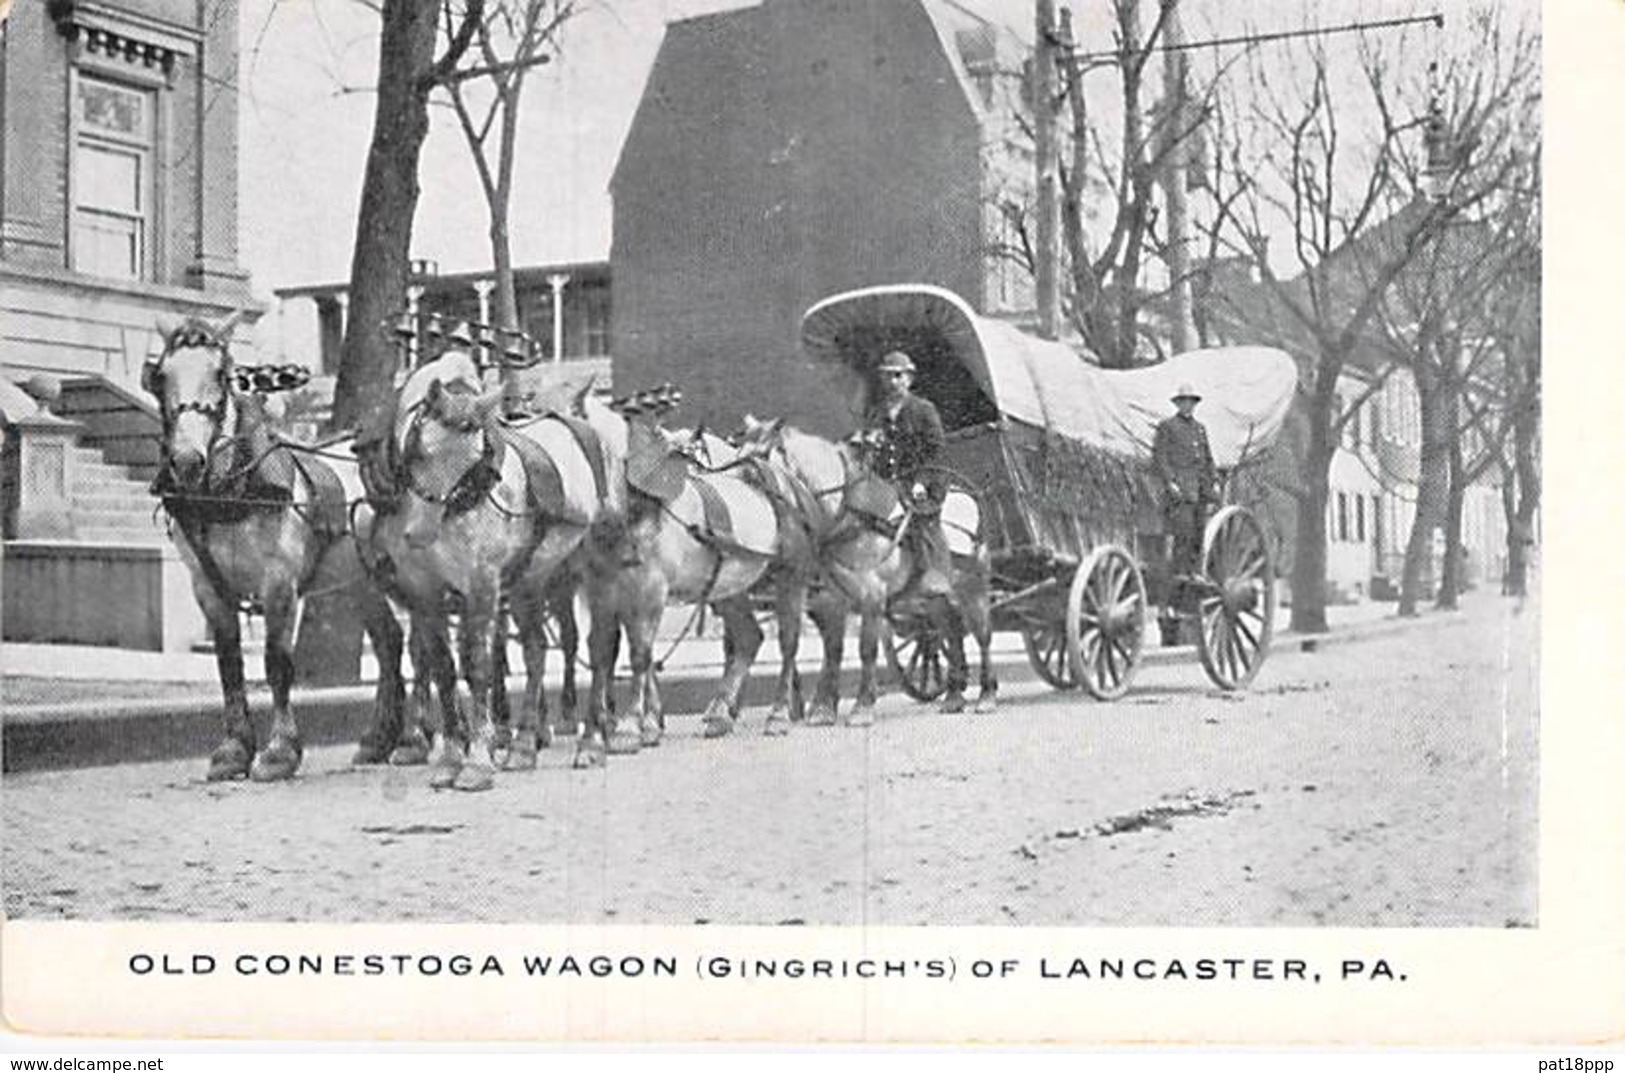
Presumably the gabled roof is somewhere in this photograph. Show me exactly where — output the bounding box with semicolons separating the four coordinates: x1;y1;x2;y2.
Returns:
611;0;1013;194
610;5;763;194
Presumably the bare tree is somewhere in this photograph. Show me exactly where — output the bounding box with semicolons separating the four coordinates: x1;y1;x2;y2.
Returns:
994;0;1213;368
329;0;484;433
440;0;577;411
1371;215;1517;614
1203;14;1536;633
1489;186;1541;599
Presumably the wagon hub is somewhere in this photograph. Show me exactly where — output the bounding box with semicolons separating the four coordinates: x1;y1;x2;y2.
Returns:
1221;578;1260;616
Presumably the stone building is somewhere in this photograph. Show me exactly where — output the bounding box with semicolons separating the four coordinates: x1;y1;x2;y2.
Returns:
1;0;253;649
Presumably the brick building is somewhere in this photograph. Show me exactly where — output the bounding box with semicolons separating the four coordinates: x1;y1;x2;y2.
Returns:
0;0;253;649
610;0;1032;436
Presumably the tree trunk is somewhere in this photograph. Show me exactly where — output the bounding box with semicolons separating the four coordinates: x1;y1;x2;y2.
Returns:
1497;454;1524;597
1290;480;1330;633
1399;358;1448;615
1507;383;1540;597
329;0;442;433
1436;435;1466;610
490;214;523;412
1289;397;1337;634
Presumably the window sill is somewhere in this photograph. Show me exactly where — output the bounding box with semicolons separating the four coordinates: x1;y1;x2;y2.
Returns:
0;261;261;314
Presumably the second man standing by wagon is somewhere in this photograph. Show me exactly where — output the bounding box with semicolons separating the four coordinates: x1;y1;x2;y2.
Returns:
1153;383;1219;590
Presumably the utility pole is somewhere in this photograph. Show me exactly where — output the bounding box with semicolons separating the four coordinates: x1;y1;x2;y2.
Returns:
1161;0;1195;354
1034;0;1061;340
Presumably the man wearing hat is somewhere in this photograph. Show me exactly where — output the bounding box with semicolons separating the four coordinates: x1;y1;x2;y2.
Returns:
1153;383;1218;587
865;349;951;597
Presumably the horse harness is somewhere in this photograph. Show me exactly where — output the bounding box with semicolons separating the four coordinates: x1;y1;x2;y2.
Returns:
356;408;607;603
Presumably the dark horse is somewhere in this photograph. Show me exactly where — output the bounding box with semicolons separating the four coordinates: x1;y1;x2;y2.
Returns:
142;315;405;781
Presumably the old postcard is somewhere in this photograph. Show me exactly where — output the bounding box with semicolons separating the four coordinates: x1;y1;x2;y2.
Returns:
0;0;1615;1047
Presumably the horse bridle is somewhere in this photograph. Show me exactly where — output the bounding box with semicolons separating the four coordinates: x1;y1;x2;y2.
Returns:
396;397;504;513
144;332;243;489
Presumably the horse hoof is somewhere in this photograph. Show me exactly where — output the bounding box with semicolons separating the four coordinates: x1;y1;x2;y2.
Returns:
607;732;642;756
389;741;430;766
428;748;463;790
805;704;837;728
250;739;302;782
351;733;396;765
702;716;734;739
763;716;790;738
973;694;998;714
453;764;496;792
501;737;539;772
206;738;252;781
939;693;967;715
572;743;606;770
844;708;875;729
639;724;663;748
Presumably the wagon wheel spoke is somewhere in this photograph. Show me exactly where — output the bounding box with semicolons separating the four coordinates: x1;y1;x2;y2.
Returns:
1236;549;1268;582
1232;612;1260;657
1098;628;1118;688
1105;632;1132;680
1212;613;1236;684
1227;613;1253;681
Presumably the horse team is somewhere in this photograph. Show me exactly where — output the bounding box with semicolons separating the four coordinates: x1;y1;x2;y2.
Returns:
141;315;998;792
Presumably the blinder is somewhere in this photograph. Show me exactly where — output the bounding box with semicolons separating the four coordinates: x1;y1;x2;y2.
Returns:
398;401;505;515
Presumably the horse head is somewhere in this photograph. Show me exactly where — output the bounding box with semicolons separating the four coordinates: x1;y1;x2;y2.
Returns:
396;352;502;547
143;311;247;490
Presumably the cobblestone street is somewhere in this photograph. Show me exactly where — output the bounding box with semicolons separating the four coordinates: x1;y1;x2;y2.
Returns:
2;594;1537;927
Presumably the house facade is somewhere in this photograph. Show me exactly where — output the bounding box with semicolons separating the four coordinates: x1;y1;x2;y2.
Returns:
611;0;1031;436
0;0;254;650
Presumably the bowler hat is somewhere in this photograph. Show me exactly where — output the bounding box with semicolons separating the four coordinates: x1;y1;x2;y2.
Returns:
1172;383;1201;403
877;350;916;374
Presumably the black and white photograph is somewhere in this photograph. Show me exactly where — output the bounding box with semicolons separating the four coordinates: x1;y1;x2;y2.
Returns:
0;0;1600;1048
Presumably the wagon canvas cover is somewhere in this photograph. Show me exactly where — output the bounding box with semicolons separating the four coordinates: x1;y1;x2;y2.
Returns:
801;284;1298;468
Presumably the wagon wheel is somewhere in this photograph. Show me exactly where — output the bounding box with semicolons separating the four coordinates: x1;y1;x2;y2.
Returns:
1022;622;1077;690
1064;545;1147;701
883;622;950;702
1197;505;1276;691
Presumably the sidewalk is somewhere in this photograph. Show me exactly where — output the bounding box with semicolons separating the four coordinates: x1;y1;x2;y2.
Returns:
1;594;1471;774
2;596;1403;687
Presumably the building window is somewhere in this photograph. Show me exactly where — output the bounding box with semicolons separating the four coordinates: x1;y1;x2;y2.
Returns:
72;73;155;280
1355;494;1366;543
1372;493;1384;555
1336;491;1349;543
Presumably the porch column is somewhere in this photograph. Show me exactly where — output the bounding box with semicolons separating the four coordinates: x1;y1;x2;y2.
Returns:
547;273;570;363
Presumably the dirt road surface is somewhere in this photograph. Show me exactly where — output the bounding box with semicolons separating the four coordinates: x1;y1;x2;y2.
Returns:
2;594;1537;926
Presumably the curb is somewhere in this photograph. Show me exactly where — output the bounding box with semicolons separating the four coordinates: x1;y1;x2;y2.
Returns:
2;609;1452;775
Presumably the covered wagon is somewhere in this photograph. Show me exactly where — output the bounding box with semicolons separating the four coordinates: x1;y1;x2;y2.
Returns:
801;284;1297;698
